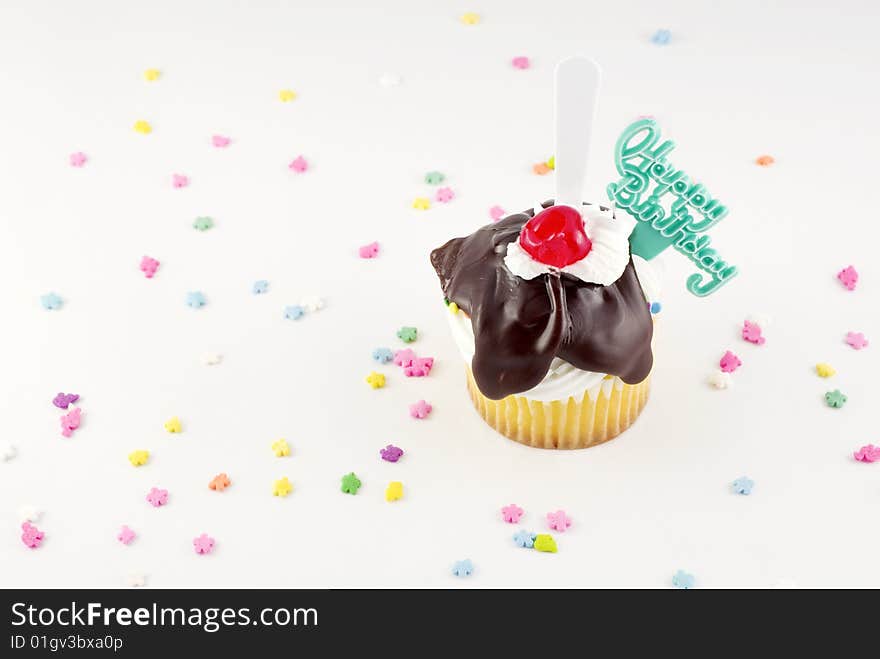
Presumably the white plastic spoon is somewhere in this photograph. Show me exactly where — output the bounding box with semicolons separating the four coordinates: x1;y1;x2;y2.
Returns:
553;57;602;211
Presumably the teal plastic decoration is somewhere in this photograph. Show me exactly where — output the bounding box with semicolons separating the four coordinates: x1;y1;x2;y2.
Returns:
607;119;738;297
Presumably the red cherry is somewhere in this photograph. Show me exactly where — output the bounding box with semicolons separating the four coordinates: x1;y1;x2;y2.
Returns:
519;205;591;268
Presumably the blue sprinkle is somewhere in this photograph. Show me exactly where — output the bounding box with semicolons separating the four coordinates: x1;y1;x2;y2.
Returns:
284;305;305;320
651;29;671;45
186;291;206;309
372;347;394;363
452;559;474;577
650;301;662;314
252;280;269;295
732;476;754;495
40;292;63;310
513;530;537;549
672;570;695;589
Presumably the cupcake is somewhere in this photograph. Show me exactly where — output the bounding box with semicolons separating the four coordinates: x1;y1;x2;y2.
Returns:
430;200;656;449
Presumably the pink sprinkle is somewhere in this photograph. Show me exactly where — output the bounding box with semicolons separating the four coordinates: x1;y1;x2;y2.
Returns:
546;510;572;532
393;349;417;368
289;156;308;173
172;174;189;188
409;400;432;419
404;357;434;377
211;135;231;148
140;255;160;278
21;522;44;549
193;533;215;555
511;56;530;70
837;265;858;291
719;350;742;373
146;487;168;507
846;331;868;350
742;320;766;345
501;504;524;524
358;241;380;259
117;525;136;545
435;187;454;203
854;444;880;463
60;407;82;438
69;152;87;167
489;205;505;222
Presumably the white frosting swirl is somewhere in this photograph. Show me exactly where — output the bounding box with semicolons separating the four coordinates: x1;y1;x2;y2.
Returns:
503;204;636;285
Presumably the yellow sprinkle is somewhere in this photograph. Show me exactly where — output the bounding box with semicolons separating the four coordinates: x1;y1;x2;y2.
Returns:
272;477;293;497
366;372;386;389
164;416;181;433
134;120;152;135
385;481;403;502
279;89;297;102
460;12;480;25
448;302;459;314
128;450;150;467
143;68;161;82
816;363;836;378
546;155;555;170
271;439;291;457
413;197;431;210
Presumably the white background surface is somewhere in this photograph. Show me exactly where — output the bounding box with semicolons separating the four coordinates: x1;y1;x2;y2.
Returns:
1;0;878;588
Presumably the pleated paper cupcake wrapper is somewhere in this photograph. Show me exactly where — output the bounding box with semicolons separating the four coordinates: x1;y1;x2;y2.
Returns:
465;368;650;450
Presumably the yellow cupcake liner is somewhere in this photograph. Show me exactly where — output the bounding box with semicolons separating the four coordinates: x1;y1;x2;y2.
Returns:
465;368;650;450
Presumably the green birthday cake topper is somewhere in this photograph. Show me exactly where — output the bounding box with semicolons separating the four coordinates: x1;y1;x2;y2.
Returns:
607;119;737;296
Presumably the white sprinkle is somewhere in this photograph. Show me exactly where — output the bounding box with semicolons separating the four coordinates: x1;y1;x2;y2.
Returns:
0;441;16;462
126;573;147;587
202;353;223;366
300;296;326;312
18;505;42;522
379;73;402;88
707;371;731;389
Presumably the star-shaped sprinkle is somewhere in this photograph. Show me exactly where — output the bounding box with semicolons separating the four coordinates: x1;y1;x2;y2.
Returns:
755;155;775;166
380;445;404;462
435;187;454;203
143;68;160;81
284;305;305;320
21;522;44;549
133;120;152;134
289;155;308;173
341;472;361;495
511;56;530;69
212;135;231;147
366;372;386;389
397;326;418;343
489;205;505;221
385;481;403;502
513;530;537;548
279;89;296;102
719;350;742;373
533;162;551;175
845;332;868;350
651;29;671;45
117;525;136;545
424;171;445;185
546;510;572;532
501;504;524;524
52;392;80;409
172;173;189;188
533;534;557;553
707;371;731;389
140;256;159;278
128;450;149;467
18;505;42;522
837;265;858;291
273;477;293;497
853;445;880;463
202;353;222;366
252;280;269;294
271;439;291;457
40;292;63;310
359;241;380;258
164;416;182;433
815;363;836;378
126;573;146;587
378;72;402;87
186;291;206;308
409;400;432;419
60;407;82;438
742;320;766;345
192;216;214;231
732;476;754;495
460;12;480;25
69;151;87;167
672;570;695;589
393;349;416;367
404;357;434;378
0;441;16;462
146;487;168;507
412;197;430;210
452;559;473;577
193;533;215;555
373;347;394;363
300;296;325;312
209;473;231;491
825;389;847;409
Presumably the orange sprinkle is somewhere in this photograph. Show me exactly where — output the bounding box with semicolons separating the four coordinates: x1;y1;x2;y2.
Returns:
533;162;551;175
209;473;231;491
755;155;775;166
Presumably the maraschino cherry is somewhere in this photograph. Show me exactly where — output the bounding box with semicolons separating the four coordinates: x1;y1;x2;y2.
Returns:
519;204;591;268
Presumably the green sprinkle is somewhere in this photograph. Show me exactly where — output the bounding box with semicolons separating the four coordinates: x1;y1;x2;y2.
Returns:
825;389;847;408
424;171;445;185
397;326;418;343
341;472;361;495
193;216;214;231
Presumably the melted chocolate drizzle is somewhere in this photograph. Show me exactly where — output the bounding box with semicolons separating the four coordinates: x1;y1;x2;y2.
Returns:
430;203;654;400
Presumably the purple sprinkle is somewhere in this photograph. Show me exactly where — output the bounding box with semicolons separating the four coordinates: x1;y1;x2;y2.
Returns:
52;393;79;409
380;444;404;463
